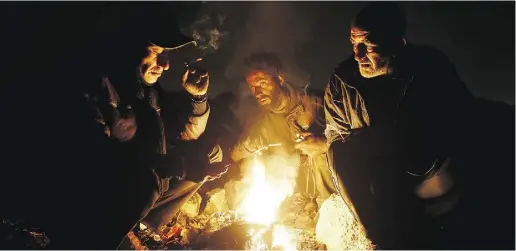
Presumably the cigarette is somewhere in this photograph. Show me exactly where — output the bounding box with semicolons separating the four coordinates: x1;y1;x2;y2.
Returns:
184;57;203;68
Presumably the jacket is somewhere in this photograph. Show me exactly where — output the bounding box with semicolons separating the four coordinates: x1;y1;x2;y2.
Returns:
323;42;475;248
324;43;473;154
85;72;210;179
230;83;325;162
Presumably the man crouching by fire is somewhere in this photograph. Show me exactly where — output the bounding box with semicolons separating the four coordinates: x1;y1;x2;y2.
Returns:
230;52;336;200
83;5;227;249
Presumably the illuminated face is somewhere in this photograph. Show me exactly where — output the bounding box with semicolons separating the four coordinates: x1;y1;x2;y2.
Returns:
350;26;393;78
139;45;170;85
245;71;281;107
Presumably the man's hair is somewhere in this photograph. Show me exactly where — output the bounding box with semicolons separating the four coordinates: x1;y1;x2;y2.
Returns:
353;2;406;50
243;52;284;78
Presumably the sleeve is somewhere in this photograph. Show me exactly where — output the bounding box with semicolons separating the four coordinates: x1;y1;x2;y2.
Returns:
305;89;327;137
160;89;211;142
155;89;211;181
180;100;210;141
324;73;352;145
230;114;269;162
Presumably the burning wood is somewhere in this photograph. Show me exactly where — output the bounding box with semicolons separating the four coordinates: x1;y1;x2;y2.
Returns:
119;145;373;250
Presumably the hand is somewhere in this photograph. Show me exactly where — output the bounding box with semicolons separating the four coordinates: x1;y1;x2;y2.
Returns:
204;163;230;182
110;110;137;142
182;58;209;96
294;132;329;157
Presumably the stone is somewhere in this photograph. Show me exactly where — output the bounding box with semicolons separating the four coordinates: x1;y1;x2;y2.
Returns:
315;194;375;250
203;188;229;216
179;192;202;219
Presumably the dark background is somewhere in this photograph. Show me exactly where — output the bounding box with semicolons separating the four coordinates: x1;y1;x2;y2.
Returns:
167;2;515;105
1;2;514;103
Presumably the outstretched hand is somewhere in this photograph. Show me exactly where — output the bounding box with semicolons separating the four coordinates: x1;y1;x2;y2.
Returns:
182;58;210;96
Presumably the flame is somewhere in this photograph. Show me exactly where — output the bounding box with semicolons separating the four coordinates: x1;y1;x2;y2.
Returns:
236;155;298;250
272;225;297;251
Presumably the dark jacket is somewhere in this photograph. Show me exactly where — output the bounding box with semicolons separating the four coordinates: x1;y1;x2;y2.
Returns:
85;71;210;179
324;43;475;248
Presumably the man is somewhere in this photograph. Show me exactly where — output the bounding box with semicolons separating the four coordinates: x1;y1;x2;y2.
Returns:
230;52;336;199
83;5;224;248
323;2;474;249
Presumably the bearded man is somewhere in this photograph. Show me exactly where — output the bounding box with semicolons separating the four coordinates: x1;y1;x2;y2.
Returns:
323;2;475;249
230;52;336;199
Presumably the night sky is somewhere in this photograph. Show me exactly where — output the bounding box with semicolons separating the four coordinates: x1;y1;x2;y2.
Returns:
159;2;515;105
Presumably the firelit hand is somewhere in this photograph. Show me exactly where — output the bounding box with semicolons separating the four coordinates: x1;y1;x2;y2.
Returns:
182;58;209;96
294;132;329;157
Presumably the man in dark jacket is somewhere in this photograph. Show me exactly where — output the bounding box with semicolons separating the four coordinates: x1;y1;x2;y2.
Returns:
83;5;225;248
323;2;475;249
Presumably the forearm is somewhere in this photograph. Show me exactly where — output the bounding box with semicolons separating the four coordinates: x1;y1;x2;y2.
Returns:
179;97;210;141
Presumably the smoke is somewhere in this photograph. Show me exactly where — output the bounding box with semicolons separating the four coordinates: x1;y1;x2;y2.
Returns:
179;2;317;124
224;2;315;89
182;3;230;57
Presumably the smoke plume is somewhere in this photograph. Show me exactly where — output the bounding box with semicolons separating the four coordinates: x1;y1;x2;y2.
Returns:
224;2;315;89
182;3;230;57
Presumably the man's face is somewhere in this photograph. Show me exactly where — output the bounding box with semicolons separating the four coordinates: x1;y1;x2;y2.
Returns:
139;45;170;85
245;71;280;107
350;26;393;78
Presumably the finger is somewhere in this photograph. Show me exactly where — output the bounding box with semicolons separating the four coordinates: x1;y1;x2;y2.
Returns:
182;70;190;84
300;132;313;138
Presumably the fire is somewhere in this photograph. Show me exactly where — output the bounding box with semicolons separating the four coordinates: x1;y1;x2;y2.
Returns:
236;155;298;250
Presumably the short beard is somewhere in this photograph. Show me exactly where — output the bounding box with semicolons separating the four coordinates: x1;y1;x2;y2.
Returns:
359;57;393;78
359;66;392;78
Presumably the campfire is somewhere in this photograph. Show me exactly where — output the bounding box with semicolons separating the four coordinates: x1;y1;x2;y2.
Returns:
232;152;300;250
149;148;374;251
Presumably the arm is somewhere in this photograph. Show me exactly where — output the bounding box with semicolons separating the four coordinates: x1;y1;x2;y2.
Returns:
323;73;352;145
161;63;212;142
159;89;210;144
230;117;268;163
294;91;330;157
182;99;210;140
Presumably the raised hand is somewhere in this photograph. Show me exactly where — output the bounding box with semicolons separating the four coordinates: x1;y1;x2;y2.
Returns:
182;58;210;96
